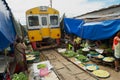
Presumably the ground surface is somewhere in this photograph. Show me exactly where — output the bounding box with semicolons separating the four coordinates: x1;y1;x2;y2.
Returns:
28;49;120;80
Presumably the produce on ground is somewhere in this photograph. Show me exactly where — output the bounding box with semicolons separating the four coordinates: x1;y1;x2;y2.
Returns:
105;48;113;53
92;70;110;78
82;48;89;52
12;72;28;80
89;51;98;56
86;64;98;71
37;64;47;69
28;51;40;56
26;56;36;61
62;50;77;58
75;54;88;62
97;54;104;59
26;54;34;58
103;57;115;62
77;49;83;54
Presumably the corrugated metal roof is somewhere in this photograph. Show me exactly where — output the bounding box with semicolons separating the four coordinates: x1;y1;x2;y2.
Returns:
74;4;120;22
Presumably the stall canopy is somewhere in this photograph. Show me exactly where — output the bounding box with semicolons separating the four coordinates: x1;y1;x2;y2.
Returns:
0;0;16;51
64;18;120;40
63;18;84;35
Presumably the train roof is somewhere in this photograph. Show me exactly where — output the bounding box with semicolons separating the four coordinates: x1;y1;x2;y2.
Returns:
26;6;59;14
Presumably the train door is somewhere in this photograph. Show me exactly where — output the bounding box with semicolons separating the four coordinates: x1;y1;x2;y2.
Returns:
40;15;50;38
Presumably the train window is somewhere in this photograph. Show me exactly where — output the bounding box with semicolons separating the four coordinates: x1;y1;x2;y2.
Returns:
28;16;39;26
41;17;47;26
50;16;58;25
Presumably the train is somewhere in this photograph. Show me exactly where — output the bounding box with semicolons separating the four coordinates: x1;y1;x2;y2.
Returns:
26;6;61;50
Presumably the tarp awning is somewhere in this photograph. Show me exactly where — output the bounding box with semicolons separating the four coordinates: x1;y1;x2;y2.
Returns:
64;18;120;40
0;0;16;51
64;18;84;36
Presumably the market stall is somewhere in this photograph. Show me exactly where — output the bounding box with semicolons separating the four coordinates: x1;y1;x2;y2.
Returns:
57;47;114;79
64;18;120;40
0;0;18;79
28;60;59;80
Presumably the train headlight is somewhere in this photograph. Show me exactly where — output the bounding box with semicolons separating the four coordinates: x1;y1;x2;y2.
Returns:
31;36;34;40
57;34;60;37
39;6;48;11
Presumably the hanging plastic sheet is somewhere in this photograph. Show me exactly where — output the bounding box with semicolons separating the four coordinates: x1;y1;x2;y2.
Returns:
82;19;120;40
63;18;120;40
64;18;84;36
0;0;16;51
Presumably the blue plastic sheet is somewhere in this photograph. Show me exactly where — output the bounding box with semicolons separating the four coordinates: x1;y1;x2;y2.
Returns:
0;0;16;51
64;18;120;40
64;18;84;36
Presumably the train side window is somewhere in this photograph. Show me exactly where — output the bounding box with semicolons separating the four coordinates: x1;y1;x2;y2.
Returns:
50;16;58;25
41;17;47;26
28;16;39;26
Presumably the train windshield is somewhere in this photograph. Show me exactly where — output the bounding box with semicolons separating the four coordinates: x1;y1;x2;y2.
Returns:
28;16;39;26
50;15;58;25
41;17;47;26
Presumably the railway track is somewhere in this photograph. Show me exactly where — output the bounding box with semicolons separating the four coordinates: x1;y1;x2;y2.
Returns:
40;49;99;80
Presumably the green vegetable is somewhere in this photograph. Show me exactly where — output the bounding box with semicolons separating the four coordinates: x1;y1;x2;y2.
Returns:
105;48;113;53
62;50;77;57
77;49;83;54
12;72;28;80
76;54;88;62
37;64;46;69
89;51;98;55
29;51;40;56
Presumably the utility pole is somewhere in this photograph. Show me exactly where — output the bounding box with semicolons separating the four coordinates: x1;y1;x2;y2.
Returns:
50;0;52;8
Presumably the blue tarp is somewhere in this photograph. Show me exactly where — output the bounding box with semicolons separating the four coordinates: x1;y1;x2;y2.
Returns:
64;18;84;36
0;0;16;51
64;18;120;40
